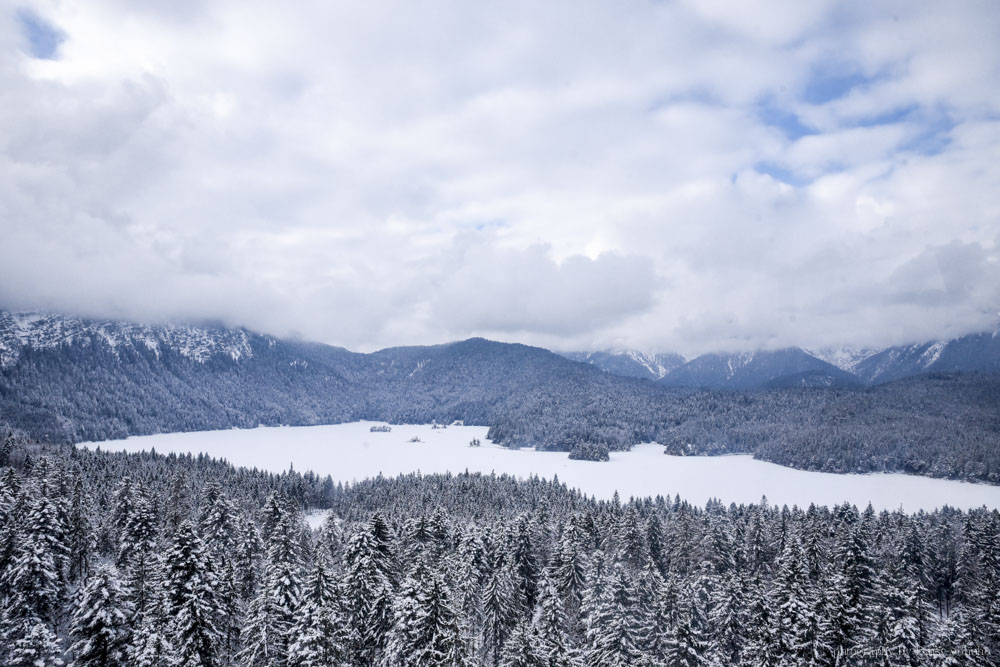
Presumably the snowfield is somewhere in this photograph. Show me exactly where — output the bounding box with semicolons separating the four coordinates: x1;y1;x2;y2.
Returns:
81;421;1000;511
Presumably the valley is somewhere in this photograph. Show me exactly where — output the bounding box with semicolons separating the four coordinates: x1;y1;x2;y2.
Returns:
81;421;1000;511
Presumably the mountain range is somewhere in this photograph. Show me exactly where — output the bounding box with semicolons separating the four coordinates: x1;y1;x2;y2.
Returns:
558;350;686;381
561;332;1000;388
2;310;999;485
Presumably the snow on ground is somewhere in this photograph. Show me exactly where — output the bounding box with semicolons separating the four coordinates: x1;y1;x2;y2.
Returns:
81;421;1000;512
303;509;332;530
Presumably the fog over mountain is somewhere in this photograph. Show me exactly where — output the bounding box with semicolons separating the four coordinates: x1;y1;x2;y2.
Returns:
2;1;999;354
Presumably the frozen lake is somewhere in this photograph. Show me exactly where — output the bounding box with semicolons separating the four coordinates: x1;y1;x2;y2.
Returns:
81;421;1000;511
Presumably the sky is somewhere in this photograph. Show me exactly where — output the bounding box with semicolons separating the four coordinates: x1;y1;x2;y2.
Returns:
1;1;999;355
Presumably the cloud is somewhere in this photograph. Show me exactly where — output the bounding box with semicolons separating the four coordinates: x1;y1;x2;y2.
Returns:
1;1;998;354
429;241;657;336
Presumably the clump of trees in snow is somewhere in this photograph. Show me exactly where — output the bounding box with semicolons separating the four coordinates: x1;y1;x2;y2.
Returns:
1;434;998;665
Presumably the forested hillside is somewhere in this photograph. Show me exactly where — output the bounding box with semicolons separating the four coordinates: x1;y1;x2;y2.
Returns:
3;314;1000;483
559;351;685;381
1;432;997;665
658;348;861;390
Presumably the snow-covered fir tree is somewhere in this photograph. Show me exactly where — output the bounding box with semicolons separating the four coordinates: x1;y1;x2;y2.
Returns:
0;439;997;666
68;564;131;667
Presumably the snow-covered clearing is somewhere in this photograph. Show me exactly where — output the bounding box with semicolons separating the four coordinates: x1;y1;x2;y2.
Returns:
81;421;1000;511
304;509;332;530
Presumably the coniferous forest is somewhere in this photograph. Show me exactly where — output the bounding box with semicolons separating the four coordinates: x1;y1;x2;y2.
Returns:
1;429;997;666
3;330;1000;484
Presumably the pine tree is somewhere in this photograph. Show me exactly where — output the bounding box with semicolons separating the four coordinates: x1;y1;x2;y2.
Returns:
128;598;175;667
6;496;64;630
9;620;64;667
288;553;345;666
709;570;749;664
239;508;303;667
69;565;132;667
480;550;517;665
385;558;470;666
66;474;94;583
768;532;815;663
117;484;158;618
500;620;546;667
663;576;710;667
343;513;396;664
164;520;220;667
584;562;642;667
531;571;575;667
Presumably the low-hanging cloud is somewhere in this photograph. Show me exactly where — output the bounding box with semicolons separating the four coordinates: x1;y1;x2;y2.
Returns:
429;242;657;336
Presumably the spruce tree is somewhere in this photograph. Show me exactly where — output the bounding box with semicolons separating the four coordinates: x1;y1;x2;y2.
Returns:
8;620;64;667
663;576;710;667
532;571;575;667
416;572;471;665
164;520;220;667
826;519;875;658
66;474;94;583
510;516;541;615
554;518;589;624
239;508;303;667
926;606;991;667
500;620;545;667
480;550;517;665
343;513;396;663
117;484;158;618
288;553;345;666
69;565;132;667
6;498;64;631
584;562;642;667
768;532;815;663
709;570;749;664
385;558;470;666
128;595;175;667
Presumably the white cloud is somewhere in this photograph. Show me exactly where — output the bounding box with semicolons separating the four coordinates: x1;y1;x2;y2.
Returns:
1;0;998;354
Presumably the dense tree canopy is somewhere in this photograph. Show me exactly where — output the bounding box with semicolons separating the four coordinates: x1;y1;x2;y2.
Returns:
1;434;998;665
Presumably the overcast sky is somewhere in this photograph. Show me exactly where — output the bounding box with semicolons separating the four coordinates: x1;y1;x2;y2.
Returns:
2;1;999;354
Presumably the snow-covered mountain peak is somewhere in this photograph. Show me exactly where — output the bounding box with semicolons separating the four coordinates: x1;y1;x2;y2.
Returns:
0;311;254;367
806;346;879;372
559;349;686;381
622;350;685;380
